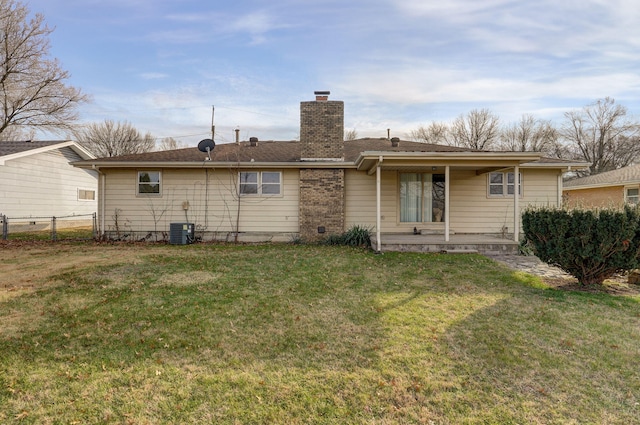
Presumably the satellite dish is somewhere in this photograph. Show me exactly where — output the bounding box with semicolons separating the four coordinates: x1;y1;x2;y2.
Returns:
198;139;215;161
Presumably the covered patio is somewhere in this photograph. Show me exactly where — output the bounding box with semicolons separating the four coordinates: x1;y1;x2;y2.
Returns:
354;150;553;253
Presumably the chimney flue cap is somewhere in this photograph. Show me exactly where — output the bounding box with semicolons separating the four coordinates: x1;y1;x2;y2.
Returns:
314;90;330;101
249;137;258;147
391;137;400;147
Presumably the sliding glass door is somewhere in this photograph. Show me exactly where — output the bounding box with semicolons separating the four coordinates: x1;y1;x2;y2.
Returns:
400;173;445;223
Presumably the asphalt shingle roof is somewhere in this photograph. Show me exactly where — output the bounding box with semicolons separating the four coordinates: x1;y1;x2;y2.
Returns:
564;164;640;188
0;140;67;157
89;138;478;163
75;137;579;168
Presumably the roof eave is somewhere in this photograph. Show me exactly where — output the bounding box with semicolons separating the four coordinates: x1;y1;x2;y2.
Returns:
520;161;590;169
72;160;358;169
563;181;640;191
1;140;94;165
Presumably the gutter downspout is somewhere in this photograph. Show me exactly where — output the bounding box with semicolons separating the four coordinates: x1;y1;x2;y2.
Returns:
376;156;382;253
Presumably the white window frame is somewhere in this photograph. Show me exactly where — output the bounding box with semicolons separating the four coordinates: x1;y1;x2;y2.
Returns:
239;171;282;196
488;171;522;197
77;188;96;201
137;171;161;196
625;186;639;205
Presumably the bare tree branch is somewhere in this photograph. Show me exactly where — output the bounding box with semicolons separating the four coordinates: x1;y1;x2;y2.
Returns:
0;0;89;138
344;128;358;141
449;108;499;150
157;137;188;151
74;119;156;157
499;114;559;154
561;97;640;174
409;122;449;145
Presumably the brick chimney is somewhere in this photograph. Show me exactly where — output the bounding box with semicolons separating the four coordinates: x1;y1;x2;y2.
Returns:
300;91;344;161
298;91;346;241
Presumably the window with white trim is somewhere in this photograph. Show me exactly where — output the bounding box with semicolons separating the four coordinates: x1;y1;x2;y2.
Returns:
488;172;522;197
78;188;95;201
138;171;161;195
239;171;281;195
625;187;639;205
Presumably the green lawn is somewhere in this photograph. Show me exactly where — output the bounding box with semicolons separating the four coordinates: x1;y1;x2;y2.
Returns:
0;243;638;424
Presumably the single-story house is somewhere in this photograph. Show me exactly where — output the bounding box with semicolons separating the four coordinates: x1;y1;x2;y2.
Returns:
73;93;587;252
563;164;640;208
1;140;97;229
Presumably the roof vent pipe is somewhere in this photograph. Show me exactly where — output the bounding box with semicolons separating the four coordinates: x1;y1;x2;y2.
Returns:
249;137;258;147
391;137;400;147
235;128;240;144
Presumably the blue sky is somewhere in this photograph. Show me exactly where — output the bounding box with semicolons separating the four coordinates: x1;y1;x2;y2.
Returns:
26;0;640;146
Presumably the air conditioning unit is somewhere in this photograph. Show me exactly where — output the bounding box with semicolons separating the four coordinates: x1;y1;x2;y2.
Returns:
169;223;195;245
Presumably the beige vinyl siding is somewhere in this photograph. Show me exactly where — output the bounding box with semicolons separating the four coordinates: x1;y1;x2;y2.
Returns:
563;186;624;209
101;168;299;234
0;147;97;218
345;170;414;233
449;169;560;234
345;168;560;234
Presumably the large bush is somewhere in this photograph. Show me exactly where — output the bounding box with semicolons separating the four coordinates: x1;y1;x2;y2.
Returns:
522;206;640;285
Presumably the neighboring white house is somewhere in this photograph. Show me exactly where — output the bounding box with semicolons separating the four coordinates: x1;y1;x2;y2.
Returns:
0;140;97;228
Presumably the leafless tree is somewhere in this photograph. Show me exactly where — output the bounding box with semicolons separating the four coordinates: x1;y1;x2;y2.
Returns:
0;123;31;140
157;137;188;151
74;119;155;157
0;0;89;138
499;114;559;154
449;108;500;150
409;122;450;145
561;97;640;174
344;128;358;141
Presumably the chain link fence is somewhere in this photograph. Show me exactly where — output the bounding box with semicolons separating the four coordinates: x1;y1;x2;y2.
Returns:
1;213;97;241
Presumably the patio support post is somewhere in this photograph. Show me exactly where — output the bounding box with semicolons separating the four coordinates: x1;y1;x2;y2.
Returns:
514;165;519;242
99;171;105;238
557;173;563;207
376;156;382;253
445;165;450;242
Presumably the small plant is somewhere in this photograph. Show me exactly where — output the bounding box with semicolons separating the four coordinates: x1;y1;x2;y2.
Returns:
342;225;372;247
518;238;535;256
324;233;346;245
324;225;372;248
288;233;303;245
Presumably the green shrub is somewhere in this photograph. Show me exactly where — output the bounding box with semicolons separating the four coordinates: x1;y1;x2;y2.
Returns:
324;233;346;246
324;225;372;248
522;205;640;285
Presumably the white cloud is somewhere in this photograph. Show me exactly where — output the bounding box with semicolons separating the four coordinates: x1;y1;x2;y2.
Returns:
154;10;291;45
333;58;640;105
393;0;640;58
